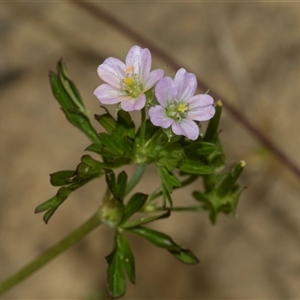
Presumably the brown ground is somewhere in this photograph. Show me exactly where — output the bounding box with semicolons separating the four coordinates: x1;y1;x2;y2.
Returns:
1;2;300;299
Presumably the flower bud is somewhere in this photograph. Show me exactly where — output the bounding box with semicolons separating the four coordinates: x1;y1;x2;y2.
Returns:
99;197;124;228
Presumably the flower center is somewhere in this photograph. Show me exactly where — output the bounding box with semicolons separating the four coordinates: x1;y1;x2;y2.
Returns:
121;74;143;98
166;100;189;122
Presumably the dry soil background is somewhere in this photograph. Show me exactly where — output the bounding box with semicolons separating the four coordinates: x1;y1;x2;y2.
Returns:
1;2;300;299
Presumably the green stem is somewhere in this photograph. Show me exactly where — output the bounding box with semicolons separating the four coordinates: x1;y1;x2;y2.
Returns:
140;107;146;146
125;164;146;196
0;213;102;296
153;205;205;212
169;205;205;212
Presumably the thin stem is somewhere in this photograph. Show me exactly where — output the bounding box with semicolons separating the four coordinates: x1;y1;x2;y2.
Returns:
125;164;146;196
161;205;205;212
140;107;146;146
0;213;102;296
170;205;205;212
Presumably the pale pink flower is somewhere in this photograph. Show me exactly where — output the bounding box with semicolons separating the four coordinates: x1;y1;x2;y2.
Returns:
149;68;215;140
94;45;164;111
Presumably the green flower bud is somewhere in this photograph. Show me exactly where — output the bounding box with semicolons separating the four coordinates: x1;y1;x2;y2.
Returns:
99;197;124;228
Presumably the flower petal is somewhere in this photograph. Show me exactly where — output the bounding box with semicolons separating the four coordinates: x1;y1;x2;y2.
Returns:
174;68;197;101
140;48;152;81
149;106;173;128
144;69;164;90
125;46;151;81
94;84;124;104
97;57;126;88
172;119;199;140
188;94;214;107
187;94;215;121
155;77;177;107
121;93;146;111
187;105;216;121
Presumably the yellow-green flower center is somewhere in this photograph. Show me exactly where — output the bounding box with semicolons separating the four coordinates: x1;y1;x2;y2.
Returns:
121;75;143;98
166;100;189;122
177;103;188;113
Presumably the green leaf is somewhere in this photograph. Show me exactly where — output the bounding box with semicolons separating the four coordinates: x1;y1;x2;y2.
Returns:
128;226;180;251
106;244;126;299
49;61;100;144
58;60;84;106
157;166;181;194
156;165;180;207
95;113;117;134
179;160;213;175
208;138;226;169
50;170;75;186
85;143;102;155
117;234;135;284
192;161;246;225
116;171;128;201
122;193;148;224
170;248;199;264
104;170;128;202
99;132;133;159
116;110;135;139
227;185;244;214
127;226;199;264
157;143;184;171
204;100;222;143
183;141;215;156
34;187;71;223
161;184;173;208
106;233;135;298
217;161;246;198
36;155;104;223
71;155;103;182
105;169;117;196
122;210;170;229
197;142;216;155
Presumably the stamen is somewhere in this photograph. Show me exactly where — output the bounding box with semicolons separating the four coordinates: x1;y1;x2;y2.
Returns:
124;77;134;86
166;100;189;122
120;74;143;98
178;103;188;113
125;65;134;73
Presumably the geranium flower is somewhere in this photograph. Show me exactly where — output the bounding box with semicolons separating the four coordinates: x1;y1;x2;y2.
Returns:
94;45;164;111
149;68;215;140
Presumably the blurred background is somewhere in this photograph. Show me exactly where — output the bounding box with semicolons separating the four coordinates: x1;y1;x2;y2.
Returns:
1;1;300;299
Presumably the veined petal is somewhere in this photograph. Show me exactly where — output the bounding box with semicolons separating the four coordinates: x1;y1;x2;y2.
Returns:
121;93;146;111
94;84;124;104
155;77;177;107
149;106;174;128
187;94;215;121
187;105;216;121
144;69;164;90
140;48;152;81
188;94;214;108
174;68;197;101
125;46;151;80
172;119;199;140
97;57;126;88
